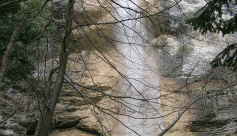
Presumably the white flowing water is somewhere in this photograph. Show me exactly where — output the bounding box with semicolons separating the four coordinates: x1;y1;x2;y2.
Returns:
113;0;164;135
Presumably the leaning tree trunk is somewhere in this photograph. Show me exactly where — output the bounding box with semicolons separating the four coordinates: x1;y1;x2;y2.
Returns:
0;21;25;82
34;0;73;136
0;3;34;82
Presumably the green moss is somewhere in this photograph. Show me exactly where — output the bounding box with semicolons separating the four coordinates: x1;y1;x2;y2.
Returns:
0;82;10;90
177;44;193;56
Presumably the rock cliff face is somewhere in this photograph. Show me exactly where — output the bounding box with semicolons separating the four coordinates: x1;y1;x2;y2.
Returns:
152;0;237;79
0;51;122;136
53;52;121;134
0;90;38;136
154;0;237;135
189;89;237;135
154;34;229;79
140;0;237;135
55;0;237;135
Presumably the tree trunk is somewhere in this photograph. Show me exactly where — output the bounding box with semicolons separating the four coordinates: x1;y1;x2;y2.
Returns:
0;21;25;82
0;3;33;82
35;52;68;136
34;0;73;135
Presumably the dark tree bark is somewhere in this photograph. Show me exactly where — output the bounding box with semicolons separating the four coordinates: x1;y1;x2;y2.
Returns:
34;0;74;135
0;19;25;82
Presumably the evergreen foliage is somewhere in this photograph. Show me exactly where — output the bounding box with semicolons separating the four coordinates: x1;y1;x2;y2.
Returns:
0;0;21;50
211;43;237;71
0;0;52;81
186;0;237;71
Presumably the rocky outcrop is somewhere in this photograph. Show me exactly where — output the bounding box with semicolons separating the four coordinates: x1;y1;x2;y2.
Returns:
188;89;237;135
0;92;37;136
151;0;237;80
153;34;227;79
153;0;237;135
53;52;121;134
0;51;121;136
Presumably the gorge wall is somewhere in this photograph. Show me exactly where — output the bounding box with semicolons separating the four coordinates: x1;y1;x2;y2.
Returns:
0;0;237;136
51;0;237;135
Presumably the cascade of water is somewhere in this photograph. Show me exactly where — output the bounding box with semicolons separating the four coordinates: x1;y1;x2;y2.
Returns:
113;0;164;135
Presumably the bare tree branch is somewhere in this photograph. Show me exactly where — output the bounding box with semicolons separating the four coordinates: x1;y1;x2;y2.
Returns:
158;93;207;136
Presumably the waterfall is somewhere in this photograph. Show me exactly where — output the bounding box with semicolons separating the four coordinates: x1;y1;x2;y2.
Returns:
113;0;164;135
